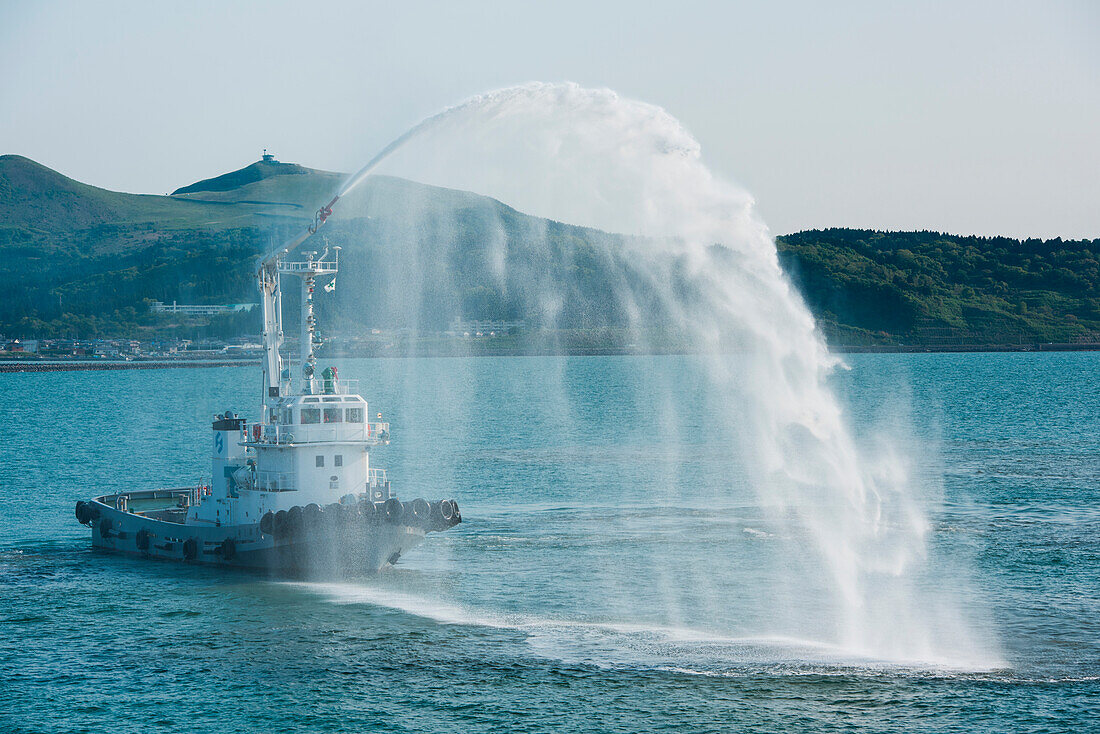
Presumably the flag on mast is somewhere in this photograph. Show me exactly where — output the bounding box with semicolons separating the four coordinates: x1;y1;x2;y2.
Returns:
324;278;336;293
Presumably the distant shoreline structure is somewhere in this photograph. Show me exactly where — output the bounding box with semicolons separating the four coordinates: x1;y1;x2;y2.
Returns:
151;301;258;316
2;341;1096;373
0;359;256;373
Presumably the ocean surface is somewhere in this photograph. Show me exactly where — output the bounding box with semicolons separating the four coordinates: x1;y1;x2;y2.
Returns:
1;353;1097;733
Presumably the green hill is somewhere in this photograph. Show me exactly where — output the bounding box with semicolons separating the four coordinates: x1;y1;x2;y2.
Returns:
776;229;1100;346
171;155;329;196
169;155;345;218
0;154;586;339
0;154;308;238
0;154;1096;348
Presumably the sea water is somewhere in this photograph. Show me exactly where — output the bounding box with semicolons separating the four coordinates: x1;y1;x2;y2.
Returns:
1;352;1097;732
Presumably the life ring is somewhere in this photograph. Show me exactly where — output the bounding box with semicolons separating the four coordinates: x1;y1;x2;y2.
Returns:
183;537;198;560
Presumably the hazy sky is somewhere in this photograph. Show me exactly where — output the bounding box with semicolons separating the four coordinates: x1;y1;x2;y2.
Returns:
1;0;1097;239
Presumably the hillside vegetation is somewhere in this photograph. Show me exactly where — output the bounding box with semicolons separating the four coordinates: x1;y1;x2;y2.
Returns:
0;154;1095;347
777;229;1100;346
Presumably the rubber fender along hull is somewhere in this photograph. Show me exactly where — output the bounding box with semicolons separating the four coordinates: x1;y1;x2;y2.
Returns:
81;495;458;576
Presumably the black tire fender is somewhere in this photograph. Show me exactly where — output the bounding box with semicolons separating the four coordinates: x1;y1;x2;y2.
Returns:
409;498;432;528
286;505;303;536
382;497;403;524
273;510;288;537
303;503;324;531
429;499;458;531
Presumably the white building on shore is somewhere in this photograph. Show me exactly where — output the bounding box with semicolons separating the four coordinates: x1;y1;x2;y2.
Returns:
151;301;258;316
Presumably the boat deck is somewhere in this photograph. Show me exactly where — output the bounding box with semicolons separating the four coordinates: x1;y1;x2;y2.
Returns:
96;487;198;525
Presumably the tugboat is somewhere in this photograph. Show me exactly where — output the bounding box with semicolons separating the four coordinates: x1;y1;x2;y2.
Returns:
74;196;461;574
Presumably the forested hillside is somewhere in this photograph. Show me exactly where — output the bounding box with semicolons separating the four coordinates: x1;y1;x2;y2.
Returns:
777;229;1100;346
1;154;1096;347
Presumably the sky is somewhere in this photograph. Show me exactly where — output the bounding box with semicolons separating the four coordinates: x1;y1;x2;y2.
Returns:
1;0;1097;239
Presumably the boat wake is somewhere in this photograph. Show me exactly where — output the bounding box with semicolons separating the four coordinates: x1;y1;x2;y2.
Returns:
287;581;1006;675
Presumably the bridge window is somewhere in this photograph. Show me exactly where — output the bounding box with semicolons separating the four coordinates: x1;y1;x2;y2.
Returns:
346;407;364;423
334;455;343;467
316;455;324;467
323;408;343;423
301;408;320;424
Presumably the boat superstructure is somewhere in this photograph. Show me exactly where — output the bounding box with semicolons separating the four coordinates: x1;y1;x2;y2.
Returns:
75;194;461;573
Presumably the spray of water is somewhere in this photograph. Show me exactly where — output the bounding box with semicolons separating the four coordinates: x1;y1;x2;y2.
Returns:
330;82;1000;668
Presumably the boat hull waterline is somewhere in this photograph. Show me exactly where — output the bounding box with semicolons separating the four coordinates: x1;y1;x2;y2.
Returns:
77;490;460;575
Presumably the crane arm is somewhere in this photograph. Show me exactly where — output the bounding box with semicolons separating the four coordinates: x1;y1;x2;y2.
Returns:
256;196;340;275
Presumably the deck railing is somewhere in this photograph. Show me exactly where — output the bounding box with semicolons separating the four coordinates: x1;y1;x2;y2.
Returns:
251;467;391;496
281;378;362;396
250;420;389;446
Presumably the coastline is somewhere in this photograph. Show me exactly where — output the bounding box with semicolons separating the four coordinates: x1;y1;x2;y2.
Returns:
831;342;1100;354
0;359;257;373
3;341;1098;372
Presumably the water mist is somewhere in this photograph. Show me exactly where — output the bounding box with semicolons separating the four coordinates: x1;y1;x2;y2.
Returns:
323;82;1001;670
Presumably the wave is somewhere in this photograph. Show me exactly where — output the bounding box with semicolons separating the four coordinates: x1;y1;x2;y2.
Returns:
285;581;1007;675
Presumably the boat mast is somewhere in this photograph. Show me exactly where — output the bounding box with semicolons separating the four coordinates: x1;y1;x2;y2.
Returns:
294;248;339;395
256;196;339;415
301;265;315;393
